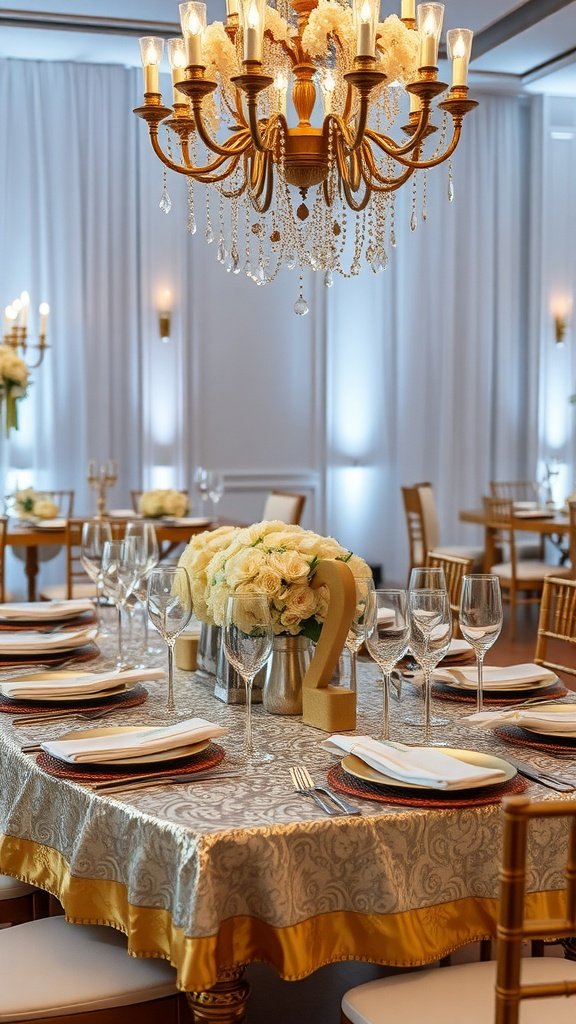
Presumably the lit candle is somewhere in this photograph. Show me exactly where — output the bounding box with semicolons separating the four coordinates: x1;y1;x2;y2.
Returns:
244;0;261;61
19;291;30;329
168;38;187;103
420;15;436;65
401;0;415;18
356;0;376;57
447;28;473;87
180;3;207;65
38;302;50;336
139;37;164;93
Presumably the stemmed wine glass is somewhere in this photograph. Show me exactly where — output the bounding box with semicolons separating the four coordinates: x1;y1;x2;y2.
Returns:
223;593;273;765
345;576;374;692
80;520;112;632
147;566;193;720
365;589;410;740
125;521;160;654
459;574;503;713
194;467;210;511
206;471;225;521
408;588;453;744
100;538;139;668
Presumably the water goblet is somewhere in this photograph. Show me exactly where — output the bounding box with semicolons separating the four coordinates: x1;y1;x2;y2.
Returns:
409;567;447;592
365;589;410;740
459;574;503;713
408;588;453;743
80;520;112;632
345;576;375;692
125;521;160;654
100;538;138;669
147;566;193;719
223;593;273;766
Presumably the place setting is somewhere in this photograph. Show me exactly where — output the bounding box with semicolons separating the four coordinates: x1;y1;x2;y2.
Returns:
464;701;576;754
0;599;96;633
431;662;568;705
0;622;101;669
3;665;162;718
31;716;229;789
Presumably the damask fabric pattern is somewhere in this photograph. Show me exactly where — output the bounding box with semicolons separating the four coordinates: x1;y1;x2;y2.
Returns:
1;639;575;992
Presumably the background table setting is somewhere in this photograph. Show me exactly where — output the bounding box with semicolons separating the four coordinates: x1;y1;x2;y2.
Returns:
2;593;576;1009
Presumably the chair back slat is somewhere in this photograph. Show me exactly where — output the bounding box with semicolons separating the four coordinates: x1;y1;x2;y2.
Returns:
534;576;576;679
426;550;473;617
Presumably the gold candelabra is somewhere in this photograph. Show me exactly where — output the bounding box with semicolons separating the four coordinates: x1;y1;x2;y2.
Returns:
87;460;118;519
2;291;50;369
135;0;477;311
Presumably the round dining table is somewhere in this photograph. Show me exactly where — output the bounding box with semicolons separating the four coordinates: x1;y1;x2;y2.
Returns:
0;623;575;1021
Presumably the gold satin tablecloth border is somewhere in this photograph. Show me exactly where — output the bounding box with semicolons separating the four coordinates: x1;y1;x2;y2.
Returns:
0;831;567;991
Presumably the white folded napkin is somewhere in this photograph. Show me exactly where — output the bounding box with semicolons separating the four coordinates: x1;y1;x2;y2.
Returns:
320;734;506;790
170;517;211;527
434;663;556;690
0;627;97;653
35;518;67;529
465;705;576;734
42;717;228;764
0;667;164;700
0;600;95;622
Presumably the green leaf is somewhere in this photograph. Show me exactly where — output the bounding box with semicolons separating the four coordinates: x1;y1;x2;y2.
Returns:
299;616;322;643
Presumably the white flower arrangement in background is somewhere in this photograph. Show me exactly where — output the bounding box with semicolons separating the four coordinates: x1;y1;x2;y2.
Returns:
139;489;188;518
0;345;30;436
12;488;59;521
178;520;371;641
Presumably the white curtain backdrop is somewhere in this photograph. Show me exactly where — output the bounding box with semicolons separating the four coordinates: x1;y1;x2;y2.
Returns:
0;57;570;593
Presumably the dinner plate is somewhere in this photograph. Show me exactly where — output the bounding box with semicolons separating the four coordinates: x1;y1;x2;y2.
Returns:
161;516;211;527
341;748;516;792
433;666;558;693
108;509;141;519
513;510;554;519
57;726;210;766
34;518;67;529
514;705;576;740
0;628;97;655
0;671;139;703
0;600;95;623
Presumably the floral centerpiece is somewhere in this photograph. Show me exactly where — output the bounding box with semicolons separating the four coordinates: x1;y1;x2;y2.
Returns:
178;520;371;642
139;489;188;518
12;488;59;521
0;345;30;436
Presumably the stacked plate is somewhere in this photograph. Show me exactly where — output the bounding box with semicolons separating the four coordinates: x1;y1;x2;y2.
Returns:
433;663;559;699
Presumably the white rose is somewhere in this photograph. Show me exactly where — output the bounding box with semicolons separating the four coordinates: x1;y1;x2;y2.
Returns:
267;549;311;583
225;547;267;588
281;584;318;619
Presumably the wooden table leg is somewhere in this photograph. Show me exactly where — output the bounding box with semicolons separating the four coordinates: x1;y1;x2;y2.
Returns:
25;548;40;602
186;967;249;1022
186;967;250;1023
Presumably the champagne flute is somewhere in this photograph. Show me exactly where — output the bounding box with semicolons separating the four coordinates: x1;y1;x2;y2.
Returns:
147;566;192;719
80;520;112;631
459;574;503;713
100;538;138;669
345;576;374;692
223;593;273;765
125;521;160;654
365;589;410;740
408;588;453;743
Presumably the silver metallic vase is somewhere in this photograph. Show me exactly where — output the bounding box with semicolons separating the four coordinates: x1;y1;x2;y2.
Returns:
196;623;221;683
261;635;312;716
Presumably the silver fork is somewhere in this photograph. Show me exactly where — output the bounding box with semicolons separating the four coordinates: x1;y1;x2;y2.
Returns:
12;703;127;727
290;765;360;816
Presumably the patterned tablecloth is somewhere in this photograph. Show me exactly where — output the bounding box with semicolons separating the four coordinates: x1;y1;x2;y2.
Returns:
1;623;575;992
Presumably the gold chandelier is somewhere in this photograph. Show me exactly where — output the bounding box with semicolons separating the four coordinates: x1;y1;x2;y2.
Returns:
135;0;476;314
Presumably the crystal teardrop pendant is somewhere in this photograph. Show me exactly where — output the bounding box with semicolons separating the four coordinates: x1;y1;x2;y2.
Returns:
205;225;215;244
217;240;227;264
159;189;172;214
324;270;333;288
410;210;417;232
294;295;309;316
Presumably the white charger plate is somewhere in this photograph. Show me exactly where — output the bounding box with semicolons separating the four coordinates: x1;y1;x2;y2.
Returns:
341;748;515;792
514;705;576;740
57;726;210;766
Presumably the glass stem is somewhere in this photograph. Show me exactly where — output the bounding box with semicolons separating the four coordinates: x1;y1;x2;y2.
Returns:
382;670;390;740
476;652;485;714
94;576;102;630
423;667;432;744
244;675;254;759
349;649;357;692
116;604;123;668
167;640;176;715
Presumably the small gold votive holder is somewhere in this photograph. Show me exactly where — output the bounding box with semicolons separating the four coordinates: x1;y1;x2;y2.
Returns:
175;632;201;672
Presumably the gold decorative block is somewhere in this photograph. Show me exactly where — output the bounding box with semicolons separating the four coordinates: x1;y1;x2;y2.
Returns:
302;559;357;732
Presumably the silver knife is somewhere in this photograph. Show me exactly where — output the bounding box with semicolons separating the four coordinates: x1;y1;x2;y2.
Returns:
507;759;575;792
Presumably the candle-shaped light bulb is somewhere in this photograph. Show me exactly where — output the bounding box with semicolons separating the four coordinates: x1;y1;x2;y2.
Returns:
19;291;30;328
226;0;239;15
239;0;265;62
38;302;50;335
353;0;379;57
447;28;473;87
167;38;187;102
274;70;289;115
179;3;207;66
417;3;444;67
139;36;164;93
401;0;415;18
320;67;337;115
5;305;17;332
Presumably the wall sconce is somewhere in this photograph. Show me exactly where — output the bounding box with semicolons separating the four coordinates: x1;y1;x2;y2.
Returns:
551;295;571;345
158;309;171;342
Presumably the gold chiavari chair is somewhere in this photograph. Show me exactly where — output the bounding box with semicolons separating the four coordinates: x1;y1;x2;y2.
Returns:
401;482;483;575
425;550;473;622
489;480;546;559
483;495;557;640
0;876;49;926
341;795;576;1024
262;490;306;525
534;575;576;682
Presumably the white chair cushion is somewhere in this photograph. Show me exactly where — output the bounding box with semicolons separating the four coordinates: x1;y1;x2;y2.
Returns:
434;545;484;561
0;917;178;1021
39;583;97;601
491;560;557;581
342;958;576;1024
0;875;38;900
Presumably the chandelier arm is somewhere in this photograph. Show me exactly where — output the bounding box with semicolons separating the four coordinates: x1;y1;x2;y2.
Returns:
191;100;253;158
248;152;274;213
334;135;371;212
361;142;414;190
245;98;268;155
160;129;249;176
364;112;435;159
386;120;463;170
190;155;245;184
151;129;247;179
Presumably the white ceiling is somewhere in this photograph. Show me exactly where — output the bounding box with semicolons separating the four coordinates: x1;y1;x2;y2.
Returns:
0;1;575;95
